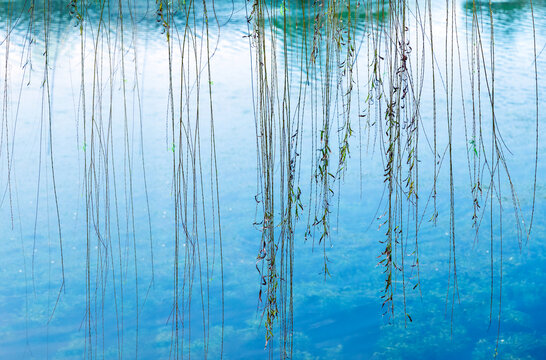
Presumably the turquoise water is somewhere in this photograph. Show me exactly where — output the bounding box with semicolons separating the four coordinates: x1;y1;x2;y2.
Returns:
1;0;546;358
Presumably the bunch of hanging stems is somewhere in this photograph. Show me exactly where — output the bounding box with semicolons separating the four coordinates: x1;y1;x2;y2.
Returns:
0;0;540;359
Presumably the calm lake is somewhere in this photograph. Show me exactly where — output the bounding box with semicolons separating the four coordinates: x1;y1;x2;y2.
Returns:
1;0;545;358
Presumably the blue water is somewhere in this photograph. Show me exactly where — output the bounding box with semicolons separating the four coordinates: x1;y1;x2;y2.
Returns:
1;0;546;358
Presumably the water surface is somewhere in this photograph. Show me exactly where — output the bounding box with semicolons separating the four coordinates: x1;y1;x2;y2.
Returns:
1;0;546;358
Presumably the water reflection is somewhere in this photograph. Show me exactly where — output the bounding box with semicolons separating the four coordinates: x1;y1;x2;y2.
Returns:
0;0;545;359
463;0;546;36
464;0;546;13
0;0;239;45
